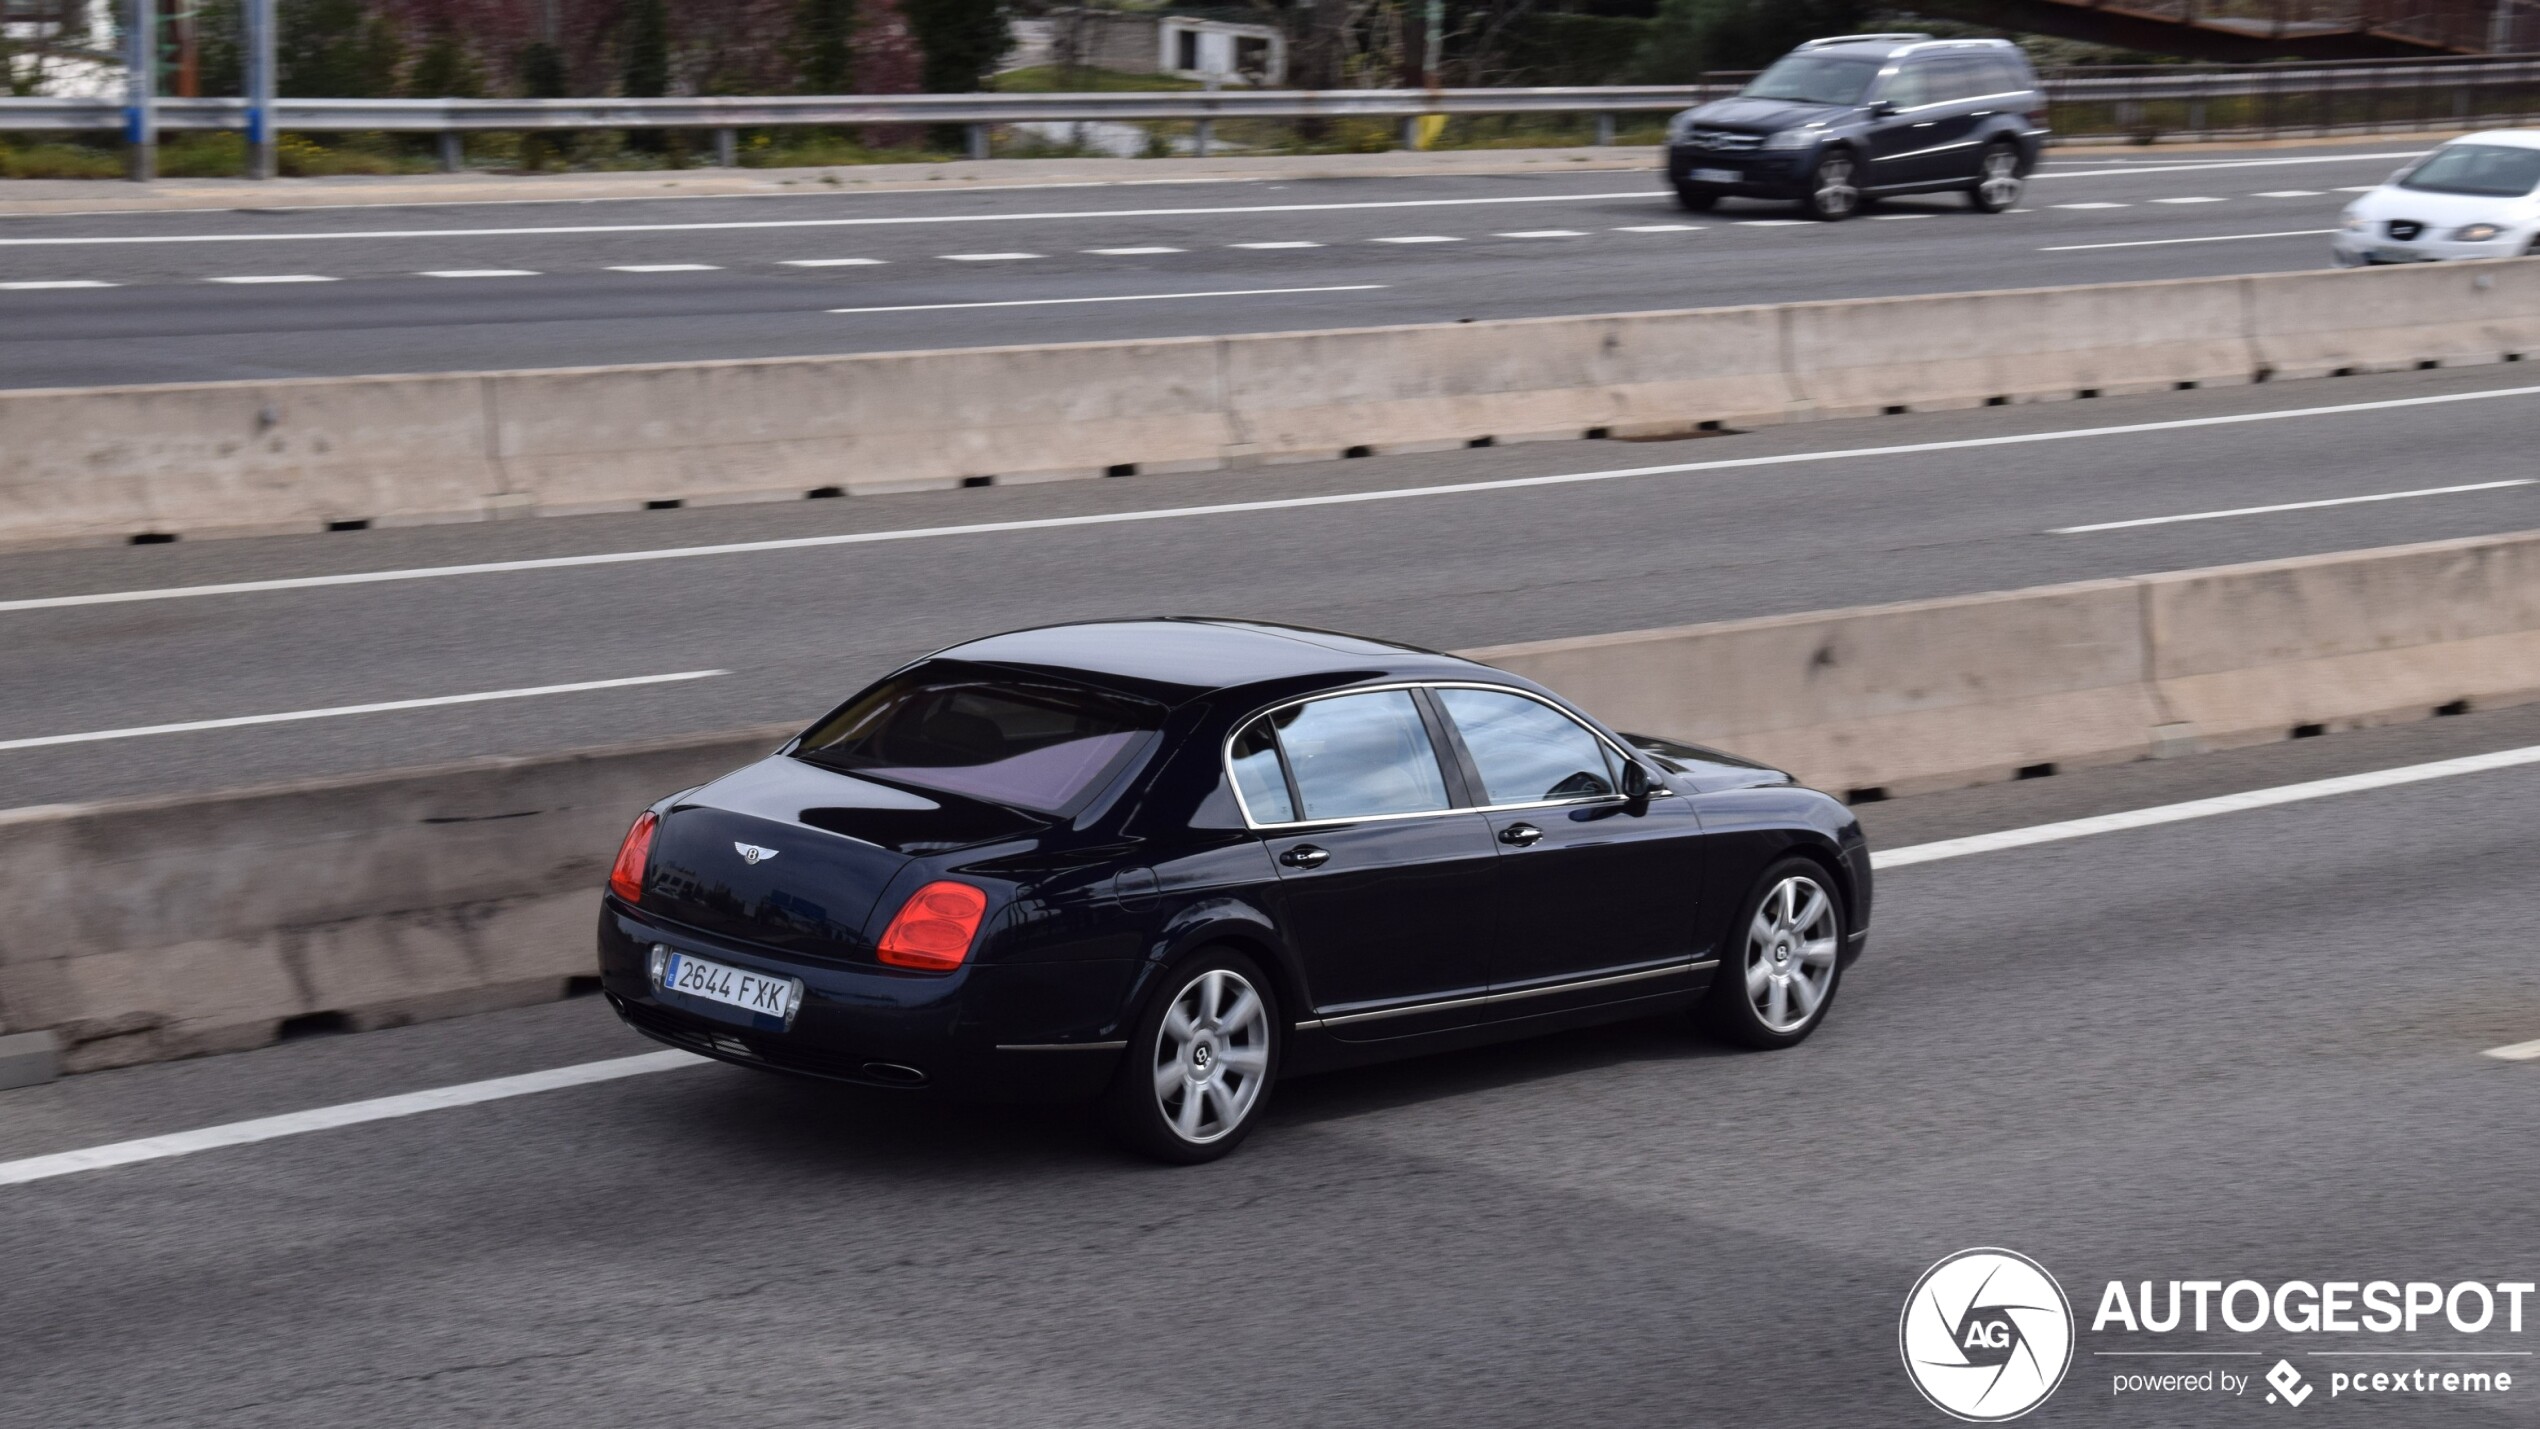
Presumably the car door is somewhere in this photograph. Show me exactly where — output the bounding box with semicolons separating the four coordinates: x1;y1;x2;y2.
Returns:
1239;689;1504;1042
1861;58;1946;188
1913;54;1996;186
1428;686;1708;1018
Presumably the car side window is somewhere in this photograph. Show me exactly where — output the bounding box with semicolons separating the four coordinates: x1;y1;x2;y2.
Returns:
1228;715;1296;824
1435;688;1618;806
1269;691;1453;821
1982;54;2030;96
1880;61;1933;110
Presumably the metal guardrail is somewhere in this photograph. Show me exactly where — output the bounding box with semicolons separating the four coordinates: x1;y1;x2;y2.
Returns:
3;55;2538;164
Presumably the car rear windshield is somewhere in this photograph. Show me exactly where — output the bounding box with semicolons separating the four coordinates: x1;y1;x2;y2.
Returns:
793;663;1163;815
1740;54;1882;107
2400;143;2540;197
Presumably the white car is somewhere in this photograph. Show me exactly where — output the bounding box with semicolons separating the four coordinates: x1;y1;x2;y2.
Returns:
2332;130;2540;266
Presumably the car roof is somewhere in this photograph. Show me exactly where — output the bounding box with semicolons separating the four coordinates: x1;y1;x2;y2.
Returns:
2449;129;2540;150
1796;33;2020;60
931;618;1500;705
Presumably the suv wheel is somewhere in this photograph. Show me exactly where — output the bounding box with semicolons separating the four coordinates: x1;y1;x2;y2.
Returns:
1799;150;1859;221
1967;141;2023;213
1673;182;1719;212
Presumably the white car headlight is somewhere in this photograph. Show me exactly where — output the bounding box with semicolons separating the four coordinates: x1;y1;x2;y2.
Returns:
2455;223;2504;242
1761;128;1815;150
2341;214;2369;232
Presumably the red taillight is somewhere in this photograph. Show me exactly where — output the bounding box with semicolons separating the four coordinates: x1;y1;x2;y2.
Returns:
876;881;989;971
608;811;658;904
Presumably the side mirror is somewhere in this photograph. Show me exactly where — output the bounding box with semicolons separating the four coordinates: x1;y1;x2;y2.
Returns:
1621;762;1662;800
1870;100;1901;118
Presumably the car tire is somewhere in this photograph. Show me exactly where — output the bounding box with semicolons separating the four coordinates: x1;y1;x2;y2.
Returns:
1798;149;1860;221
1101;948;1281;1164
2524;233;2540;256
1967;141;2023;213
1673;182;1719;212
1700;857;1845;1049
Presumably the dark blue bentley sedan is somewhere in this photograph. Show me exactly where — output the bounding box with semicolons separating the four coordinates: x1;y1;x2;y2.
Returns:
599;619;1871;1162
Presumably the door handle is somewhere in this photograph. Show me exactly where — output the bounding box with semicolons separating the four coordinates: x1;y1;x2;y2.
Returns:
1499;823;1543;847
1278;844;1330;869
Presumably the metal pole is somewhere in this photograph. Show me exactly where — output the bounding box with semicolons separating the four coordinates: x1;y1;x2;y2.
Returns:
715;127;738;167
1594;112;1614;145
966;124;989;161
245;0;276;180
123;0;156;181
438;131;463;172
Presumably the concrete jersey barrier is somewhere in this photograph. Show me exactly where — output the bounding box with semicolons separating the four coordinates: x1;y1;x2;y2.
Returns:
4;261;2538;546
1;532;2532;1074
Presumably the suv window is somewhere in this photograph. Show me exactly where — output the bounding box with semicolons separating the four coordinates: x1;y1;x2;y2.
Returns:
1266;691;1452;821
1435;688;1619;805
1982;52;2032;95
1740;53;1883;107
1880;61;1935;110
1930;54;1995;103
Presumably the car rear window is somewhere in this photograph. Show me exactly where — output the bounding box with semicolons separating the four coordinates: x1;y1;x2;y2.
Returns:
794;662;1162;815
1741;54;1882;107
2400;143;2540;197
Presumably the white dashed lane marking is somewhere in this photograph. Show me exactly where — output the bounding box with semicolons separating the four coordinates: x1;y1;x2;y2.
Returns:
420;269;538;278
2053;202;2128;209
208;274;336;283
1498;229;1586;238
2257;190;2326;197
1371;235;1461;244
939;252;1042;261
1868;213;1929;221
1085;246;1184;255
780;257;884;267
0;279;116;289
607;263;719;272
827;283;1382;315
1614;223;1701;232
1738;219;1813;227
2485;1039;2540;1061
2151;196;2226;204
1231;241;1320;249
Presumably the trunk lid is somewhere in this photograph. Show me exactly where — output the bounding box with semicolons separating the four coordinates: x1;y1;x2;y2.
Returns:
641;756;1044;963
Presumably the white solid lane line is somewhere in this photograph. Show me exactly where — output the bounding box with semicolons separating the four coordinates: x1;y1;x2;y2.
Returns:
1085;246;1183;255
8;737;2533;1187
1874;743;2540;871
940;251;1041;261
4;381;2534;619
420;268;539;278
0;1051;706;1188
0;279;117;289
1232;240;1320;249
2032;151;2424;180
2485;1039;2540;1061
0;191;1666;246
208;274;336;283
607;263;720;272
0;671;726;753
780;257;885;267
2049;479;2535;534
2040;228;2334;252
827;282;1380;316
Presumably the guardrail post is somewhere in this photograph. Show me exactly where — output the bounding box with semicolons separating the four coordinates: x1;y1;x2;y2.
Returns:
715;127;737;167
1594;112;1615;146
966;123;989;161
122;0;156;181
436;131;462;172
1193;119;1211;158
1401;114;1420;150
244;0;275;180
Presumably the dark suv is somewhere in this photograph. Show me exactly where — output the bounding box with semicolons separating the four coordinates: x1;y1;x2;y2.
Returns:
1663;34;2047;220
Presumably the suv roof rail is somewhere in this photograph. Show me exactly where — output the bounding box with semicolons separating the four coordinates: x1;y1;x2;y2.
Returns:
1797;32;1932;50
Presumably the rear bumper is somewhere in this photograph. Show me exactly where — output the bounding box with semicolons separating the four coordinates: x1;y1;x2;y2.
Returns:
598;903;1131;1102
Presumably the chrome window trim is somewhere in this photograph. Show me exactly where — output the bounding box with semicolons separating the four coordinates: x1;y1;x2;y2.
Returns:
1223;679;1672;833
1296;959;1719;1030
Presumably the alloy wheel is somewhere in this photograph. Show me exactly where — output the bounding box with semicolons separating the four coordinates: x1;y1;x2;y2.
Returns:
1812;155;1858;218
1976;148;2023;209
1151;967;1271;1144
1744;874;1840;1033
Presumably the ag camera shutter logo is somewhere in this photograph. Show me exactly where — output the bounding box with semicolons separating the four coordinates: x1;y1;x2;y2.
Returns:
1901;1248;2076;1421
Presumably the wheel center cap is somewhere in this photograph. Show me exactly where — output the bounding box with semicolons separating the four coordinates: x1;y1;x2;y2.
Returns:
1190;1042;1214;1073
1774;941;1791;964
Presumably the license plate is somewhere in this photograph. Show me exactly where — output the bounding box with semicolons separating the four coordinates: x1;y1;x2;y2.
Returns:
658;950;802;1024
1691;167;1740;185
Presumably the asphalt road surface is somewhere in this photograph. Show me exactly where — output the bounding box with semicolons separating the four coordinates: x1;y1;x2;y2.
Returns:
4;702;2536;1427
0;143;2430;387
1;364;2533;809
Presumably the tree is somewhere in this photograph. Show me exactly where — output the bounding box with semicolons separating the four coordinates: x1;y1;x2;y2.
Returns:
408;25;485;98
792;0;857;94
903;0;1009;94
621;0;671;97
277;0;404;98
1637;0;1869;81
